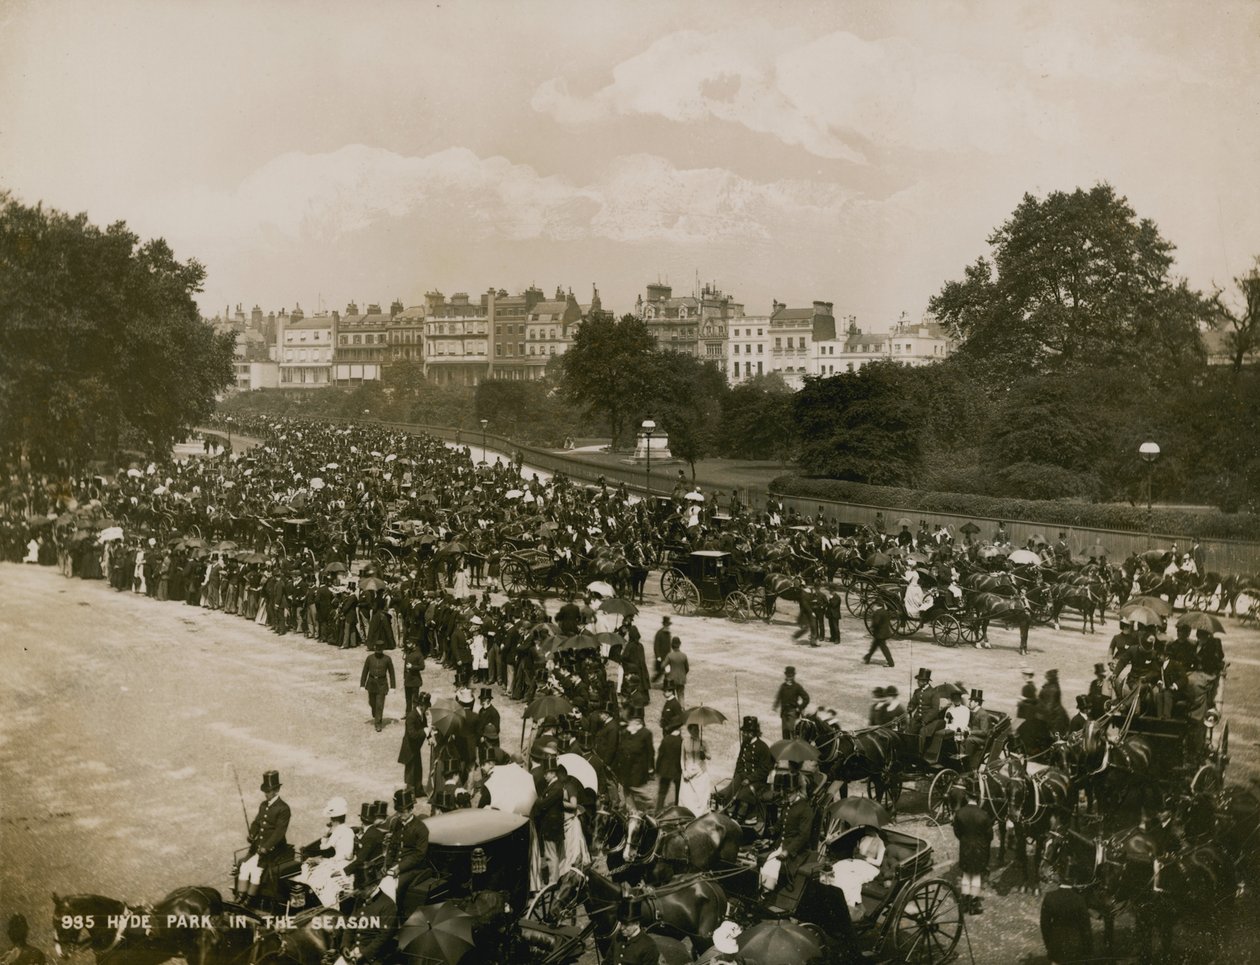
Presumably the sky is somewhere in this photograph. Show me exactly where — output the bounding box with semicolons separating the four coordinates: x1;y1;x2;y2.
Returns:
2;0;1257;327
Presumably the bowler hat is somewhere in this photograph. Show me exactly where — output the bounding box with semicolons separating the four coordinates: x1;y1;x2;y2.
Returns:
260;770;282;793
885;685;899;697
873;686;887;698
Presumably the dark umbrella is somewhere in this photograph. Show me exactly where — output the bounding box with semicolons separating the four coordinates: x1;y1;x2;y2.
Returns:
437;541;466;557
537;521;559;536
831;796;890;830
599;597;638;616
525;695;573;720
866;551;891;568
556;633;599;653
322;561;348;574
397;902;476;964
428;700;463;739
417;493;439;504
1177;611;1226;634
683;706;727;727
1140;549;1172;566
959;522;981;535
1124;595;1172;618
358;576;387;592
769;738;819;763
738;920;826;964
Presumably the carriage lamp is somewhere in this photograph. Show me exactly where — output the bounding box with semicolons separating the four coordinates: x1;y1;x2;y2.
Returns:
1139;441;1160;548
471;847;488;874
642;419;657;499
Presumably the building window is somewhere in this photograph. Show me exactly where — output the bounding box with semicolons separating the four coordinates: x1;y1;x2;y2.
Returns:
757;344;763;354
757;361;763;375
495;344;503;357
757;329;763;336
549;345;556;355
799;337;806;349
518;342;524;356
732;344;739;355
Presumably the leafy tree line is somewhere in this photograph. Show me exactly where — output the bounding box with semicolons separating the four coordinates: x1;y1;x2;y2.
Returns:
0;192;235;467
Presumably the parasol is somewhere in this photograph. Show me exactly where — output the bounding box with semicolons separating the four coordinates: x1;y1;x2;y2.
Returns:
237;552;268;564
959;522;981;535
556;633;599;653
385;454;397;463
1028;534;1046;546
125;468;143;478
586;580;615;598
323;463;339;470
1177;611;1226;634
214;540;238;552
738;920;826;965
931;681;965;699
417;493;439;504
683;491;705;502
1008;549;1041;566
895;517;912;527
437;541;466;557
483;761;538;816
358;576;387;592
1125;596;1173;618
866;551;891;568
829;796;890;831
683;706;727;727
99;527;125;542
322;561;348;574
537;521;559;536
525;694;573;720
397;902;476;964
1118;604;1163;626
428;700;463;740
1140;549;1172;566
769;738;819;763
557;753;599;793
599;597;638;617
308;477;325;490
505;489;524;500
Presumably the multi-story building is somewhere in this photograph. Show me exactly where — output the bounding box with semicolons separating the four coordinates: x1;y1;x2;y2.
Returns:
728;300;835;388
389;300;426;366
635;283;700;355
728;316;771;383
486;286;545;381
520;288;583;378
697;283;743;368
275;306;334;387
830;315;953;374
231;329;278;391
423;291;490;386
332;301;393;384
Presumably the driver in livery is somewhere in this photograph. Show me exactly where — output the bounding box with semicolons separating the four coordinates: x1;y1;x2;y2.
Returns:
234;770;291;906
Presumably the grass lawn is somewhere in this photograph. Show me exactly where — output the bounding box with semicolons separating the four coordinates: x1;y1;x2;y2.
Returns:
547;445;793;492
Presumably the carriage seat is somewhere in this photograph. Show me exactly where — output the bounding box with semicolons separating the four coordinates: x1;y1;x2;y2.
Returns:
855;834;923;921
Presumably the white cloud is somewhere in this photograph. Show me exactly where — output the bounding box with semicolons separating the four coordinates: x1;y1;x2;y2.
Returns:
153;144;872;250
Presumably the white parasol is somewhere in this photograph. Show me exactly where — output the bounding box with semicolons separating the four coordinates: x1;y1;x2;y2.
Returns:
557;753;598;793
484;762;538;816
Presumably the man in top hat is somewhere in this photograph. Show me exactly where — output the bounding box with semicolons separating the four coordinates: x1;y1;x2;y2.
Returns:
345;801;390;890
726;716;774;818
1053;532;1071;567
1086;664;1109;718
619;619;651;705
926;690;968;763
338;872;398;965
655;719;683;812
398;693;429;795
592;709;621;771
770;774;815;893
611;897;657;965
613;709;655;811
660;684;686;736
962;691;993;769
532;758;566;886
1017;668;1038;719
863;602;896;667
905;669;934;734
652;617;673;685
383;787;433;909
772;666;810;739
235;770;291;905
476;687;500;744
402;645;425;716
361;642;396;732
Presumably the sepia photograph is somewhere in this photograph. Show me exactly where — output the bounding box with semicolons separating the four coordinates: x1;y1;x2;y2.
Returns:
2;2;1259;963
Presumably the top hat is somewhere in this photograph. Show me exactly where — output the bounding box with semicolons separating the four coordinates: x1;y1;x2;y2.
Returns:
479;687;494;700
394;787;416;811
784;666;796;677
1094;663;1105;675
970;689;984;703
372;800;389;820
418;692;433;707
661;616;671;625
360;801;374;823
915;668;932;682
772;771;797;792
260;770;282;793
629;708;644;721
617;897;643;925
740;716;761;735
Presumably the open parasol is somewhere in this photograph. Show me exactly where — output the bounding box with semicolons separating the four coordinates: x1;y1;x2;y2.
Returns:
358;576;387;592
397;902;476;964
556;633;599;653
1177;611;1226;634
483;761;537;816
586;580;615;598
683;706;727;727
959;522;981;535
99;527;125;542
557;753;599;793
428;699;464;740
322;561;348;574
829;796;890;831
895;517;912;527
1118;604;1163;627
525;694;573;720
683;491;705;502
738;920;826;965
1008;549;1041;566
769;738;819;763
504;489;524;500
599;597;638;617
1125;595;1173;618
237;551;268;564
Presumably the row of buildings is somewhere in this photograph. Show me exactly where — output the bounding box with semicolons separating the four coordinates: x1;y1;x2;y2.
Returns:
217;282;954;392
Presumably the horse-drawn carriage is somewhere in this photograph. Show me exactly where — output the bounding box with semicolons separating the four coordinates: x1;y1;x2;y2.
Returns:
498;547;582;598
659;550;761;621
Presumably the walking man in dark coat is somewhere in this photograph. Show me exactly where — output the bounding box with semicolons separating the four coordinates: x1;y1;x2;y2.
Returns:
772;666;809;739
652;617;672;685
655;725;682;811
361;643;396;732
620;622;651;704
398;695;429;794
402;646;425;715
613;710;655;811
951;787;994;914
863;604;895;667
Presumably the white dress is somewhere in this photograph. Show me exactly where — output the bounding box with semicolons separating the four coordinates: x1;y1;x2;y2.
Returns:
678;737;712;815
296;822;356;906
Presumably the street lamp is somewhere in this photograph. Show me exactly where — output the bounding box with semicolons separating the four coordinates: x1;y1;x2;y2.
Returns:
641;418;656;500
225;416;233;453
1139;441;1161;547
480;418;489;464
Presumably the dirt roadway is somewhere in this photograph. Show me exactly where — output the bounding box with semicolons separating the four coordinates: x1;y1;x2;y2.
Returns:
3;562;1260;963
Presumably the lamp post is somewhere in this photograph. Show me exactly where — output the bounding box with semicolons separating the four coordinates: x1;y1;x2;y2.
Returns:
225;416;233;453
480;418;489;465
642;418;656;500
1139;441;1161;547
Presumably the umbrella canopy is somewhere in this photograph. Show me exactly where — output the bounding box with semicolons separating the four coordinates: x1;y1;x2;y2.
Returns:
683;491;705;502
417;493;439;504
977;545;1002;559
1126;595;1173;618
683;706;727;727
504;489;524;500
537;521;559;536
865;551;891;568
1118;604;1163;627
385;454;397;463
895;517;912;527
237;551;268;564
358;576;387;592
398;902;476;964
483;762;538;816
1008;549;1041;566
214;540;238;552
599;597;638;617
557;753;599;793
769;738;819;763
125;468;143;478
830;796;890;830
308;477;325;490
586;580;615;598
959;522;981;534
437;541;466;557
525;694;574;720
931;681;964;700
182;536;206;547
99;527;125;542
1177;611;1226;634
1140;549;1172;566
906;552;930;565
322;561;348;574
428;700;463;739
738;920;826;965
556;633;599;653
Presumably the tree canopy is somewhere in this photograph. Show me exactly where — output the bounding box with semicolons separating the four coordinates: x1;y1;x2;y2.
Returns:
0;192;234;466
557;313;656;447
930;184;1211;384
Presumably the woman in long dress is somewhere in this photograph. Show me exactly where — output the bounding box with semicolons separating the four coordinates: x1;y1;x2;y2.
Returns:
560;773;590;874
678;724;712;815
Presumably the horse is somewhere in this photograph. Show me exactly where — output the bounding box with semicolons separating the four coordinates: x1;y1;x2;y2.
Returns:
544;865;728;956
968;591;1029;642
794;714;899;807
1050;582;1104;633
588;546;632;599
651;812;743;884
997;763;1076;893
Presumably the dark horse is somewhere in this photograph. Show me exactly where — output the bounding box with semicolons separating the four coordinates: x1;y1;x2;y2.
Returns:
543;865;728;956
651;812;744;884
1050;581;1105;633
794;713;899;806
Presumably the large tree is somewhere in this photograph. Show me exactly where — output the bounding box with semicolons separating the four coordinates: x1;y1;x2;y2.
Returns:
1212;257;1260;374
557;313;656;447
720;373;797;463
0;192;234;465
649;351;728;480
930;184;1211;384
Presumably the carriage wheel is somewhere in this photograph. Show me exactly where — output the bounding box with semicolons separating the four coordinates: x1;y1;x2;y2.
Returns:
832;570;854;592
525;876;582;926
958;620;983;646
500;561;528;596
927;769;960;824
660;567;686;603
724;590;751;623
556;572;580;597
931;614;961;648
750;592;776;621
672;578;700;615
886;876;963;964
1191;763;1223;796
845;580;872;618
895;612;923;638
1028;598;1053;626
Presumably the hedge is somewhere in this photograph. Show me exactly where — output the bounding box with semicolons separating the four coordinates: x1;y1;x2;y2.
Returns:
769;475;1260;541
